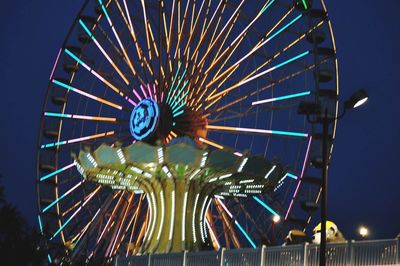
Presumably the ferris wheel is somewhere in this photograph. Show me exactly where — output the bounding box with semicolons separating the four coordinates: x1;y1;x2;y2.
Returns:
36;0;339;264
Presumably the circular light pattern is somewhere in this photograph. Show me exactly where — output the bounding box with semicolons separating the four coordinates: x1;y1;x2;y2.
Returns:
130;98;159;140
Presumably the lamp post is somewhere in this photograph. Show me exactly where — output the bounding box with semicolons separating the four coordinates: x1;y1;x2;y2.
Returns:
271;215;280;245
359;226;369;239
299;89;368;266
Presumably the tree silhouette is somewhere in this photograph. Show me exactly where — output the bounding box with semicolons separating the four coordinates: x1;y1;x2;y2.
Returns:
0;175;46;265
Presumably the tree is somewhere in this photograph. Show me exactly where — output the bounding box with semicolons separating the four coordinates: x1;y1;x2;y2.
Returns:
0;175;46;265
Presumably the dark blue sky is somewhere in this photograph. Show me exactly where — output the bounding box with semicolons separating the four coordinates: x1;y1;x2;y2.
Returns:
0;0;399;241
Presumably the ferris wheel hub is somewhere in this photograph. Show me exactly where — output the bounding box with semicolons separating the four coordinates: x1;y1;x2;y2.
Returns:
130;98;160;141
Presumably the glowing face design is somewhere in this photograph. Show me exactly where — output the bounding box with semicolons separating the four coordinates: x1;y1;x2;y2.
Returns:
130;98;159;140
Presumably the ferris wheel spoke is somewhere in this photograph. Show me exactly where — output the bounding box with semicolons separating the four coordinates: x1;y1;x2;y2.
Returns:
206;50;310;103
97;191;126;244
64;49;136;106
79;19;130;86
40;130;116;149
214;199;240;248
126;194;145;256
189;11;241;107
116;0;154;83
207;8;300;90
51;79;125;110
206;124;309;138
44;111;121;123
69;207;102;248
285;135;312;220
107;193;134;257
204;59;321;117
205;19;326;108
216;198;258;248
50;186;102;241
205;213;220;250
42;181;85;213
234;198;267;240
39;162;76;182
97;0;139;80
200;0;279;91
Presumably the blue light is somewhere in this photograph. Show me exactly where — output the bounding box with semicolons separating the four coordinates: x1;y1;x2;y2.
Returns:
79;19;93;38
235;221;257;248
271;130;308;138
287;173;298;180
40;168;64;181
50;216;74;240
166;62;182;103
168;69;188;105
42;190;69;213
44;112;70;119
261;0;276;14
52;79;74;91
275;91;311;101
267;14;302;42
170;83;189;110
64;49;84;66
130;98;160;140
38;215;43;234
173;110;184;118
47;254;52;263
172;101;187;114
253;196;280;217
273;51;310;70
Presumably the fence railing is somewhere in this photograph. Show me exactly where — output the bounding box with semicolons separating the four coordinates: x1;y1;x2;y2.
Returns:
114;237;400;266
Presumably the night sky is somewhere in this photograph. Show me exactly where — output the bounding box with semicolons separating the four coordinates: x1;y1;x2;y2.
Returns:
1;0;399;241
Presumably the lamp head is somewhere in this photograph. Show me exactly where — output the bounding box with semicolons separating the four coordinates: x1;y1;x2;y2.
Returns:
344;89;368;109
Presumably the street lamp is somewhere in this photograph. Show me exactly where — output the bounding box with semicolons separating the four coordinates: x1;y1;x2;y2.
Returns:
298;89;368;266
359;226;369;239
271;215;280;245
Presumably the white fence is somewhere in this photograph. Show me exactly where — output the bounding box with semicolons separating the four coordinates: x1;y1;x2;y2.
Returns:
115;238;400;266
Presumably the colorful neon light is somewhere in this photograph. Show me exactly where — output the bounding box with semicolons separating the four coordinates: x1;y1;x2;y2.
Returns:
49;48;62;80
253;196;280;217
208;51;310;101
198;137;224;149
38;215;43;234
41;131;115;149
285;136;313;220
50;187;100;240
44;112;117;122
52;79;122;110
42;181;84;213
252;91;311;106
40;162;76;181
206;125;308;138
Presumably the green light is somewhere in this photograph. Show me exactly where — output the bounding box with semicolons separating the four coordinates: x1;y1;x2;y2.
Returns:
301;0;308;10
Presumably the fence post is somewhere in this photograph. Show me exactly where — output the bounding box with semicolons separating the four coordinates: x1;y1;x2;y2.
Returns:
260;245;266;266
113;255;118;266
148;253;152;266
397;236;400;264
303;242;309;266
183;250;188;266
346;240;354;266
220;248;226;266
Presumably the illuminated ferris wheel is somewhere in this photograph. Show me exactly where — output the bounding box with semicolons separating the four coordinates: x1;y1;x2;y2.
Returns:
36;0;339;264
